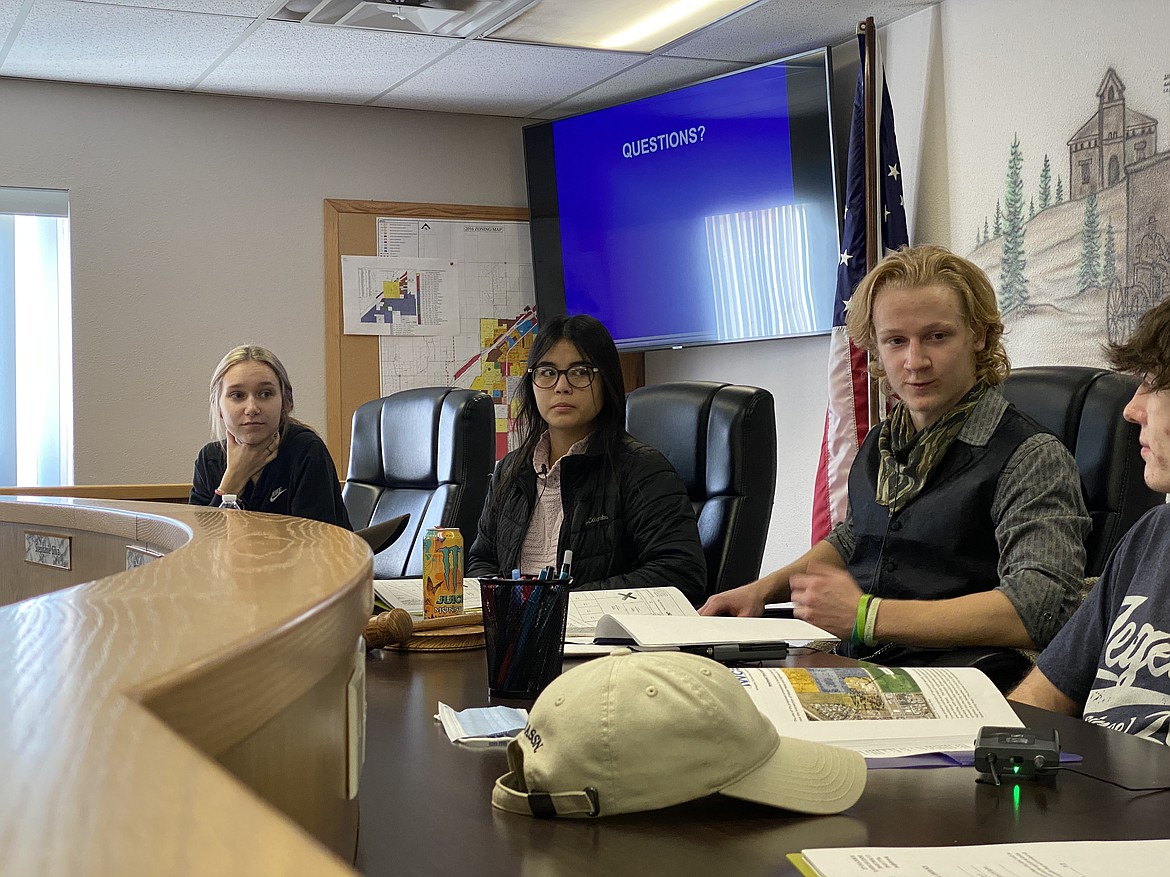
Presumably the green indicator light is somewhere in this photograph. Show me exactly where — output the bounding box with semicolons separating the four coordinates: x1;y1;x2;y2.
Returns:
1012;765;1020;774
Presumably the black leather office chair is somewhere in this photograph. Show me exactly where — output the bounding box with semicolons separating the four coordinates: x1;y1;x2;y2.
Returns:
344;387;495;579
1001;366;1162;578
935;366;1162;689
625;381;777;601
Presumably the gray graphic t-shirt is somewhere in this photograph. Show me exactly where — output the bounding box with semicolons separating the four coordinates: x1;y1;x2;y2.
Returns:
1037;503;1170;744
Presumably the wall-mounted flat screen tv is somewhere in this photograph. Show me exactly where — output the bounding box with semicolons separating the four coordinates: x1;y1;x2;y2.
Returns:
524;48;839;352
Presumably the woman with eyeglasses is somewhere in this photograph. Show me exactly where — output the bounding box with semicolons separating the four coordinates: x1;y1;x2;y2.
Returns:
466;314;706;604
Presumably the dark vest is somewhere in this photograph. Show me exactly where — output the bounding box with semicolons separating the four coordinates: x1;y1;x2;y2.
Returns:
841;405;1044;660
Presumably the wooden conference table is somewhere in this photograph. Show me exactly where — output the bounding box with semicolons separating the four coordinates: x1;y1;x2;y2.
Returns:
358;647;1170;877
0;496;371;876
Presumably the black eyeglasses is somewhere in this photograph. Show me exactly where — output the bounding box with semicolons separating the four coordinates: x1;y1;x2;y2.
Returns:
528;364;600;389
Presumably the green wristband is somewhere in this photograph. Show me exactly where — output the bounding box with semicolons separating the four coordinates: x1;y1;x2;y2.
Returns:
862;596;882;647
853;593;872;645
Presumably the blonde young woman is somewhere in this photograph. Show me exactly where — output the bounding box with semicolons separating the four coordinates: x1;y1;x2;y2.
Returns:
189;344;351;529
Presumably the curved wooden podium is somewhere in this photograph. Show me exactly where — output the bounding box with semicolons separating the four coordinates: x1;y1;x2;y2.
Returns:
0;497;371;876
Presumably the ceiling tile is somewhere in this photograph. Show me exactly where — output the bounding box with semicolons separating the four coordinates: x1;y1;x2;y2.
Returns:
372;38;642;117
541;55;747;119
2;0;253;89
70;0;275;14
197;20;456;104
0;0;25;49
666;0;930;63
0;0;926;115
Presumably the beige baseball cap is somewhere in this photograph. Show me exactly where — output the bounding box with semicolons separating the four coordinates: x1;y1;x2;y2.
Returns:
492;649;866;818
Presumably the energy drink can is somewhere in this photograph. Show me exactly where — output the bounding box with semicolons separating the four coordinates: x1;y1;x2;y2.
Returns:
422;527;464;619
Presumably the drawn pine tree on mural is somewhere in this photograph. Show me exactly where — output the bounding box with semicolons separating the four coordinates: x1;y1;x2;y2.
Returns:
1078;191;1101;293
999;135;1029;314
1103;221;1117;285
1038;154;1052;210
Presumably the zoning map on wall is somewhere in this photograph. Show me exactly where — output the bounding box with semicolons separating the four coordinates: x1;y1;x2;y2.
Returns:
341;255;459;336
373;217;537;458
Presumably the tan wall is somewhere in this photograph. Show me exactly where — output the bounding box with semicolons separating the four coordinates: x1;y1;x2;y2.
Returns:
0;77;528;485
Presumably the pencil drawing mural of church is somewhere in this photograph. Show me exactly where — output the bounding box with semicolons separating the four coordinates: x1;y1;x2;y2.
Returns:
966;67;1170;366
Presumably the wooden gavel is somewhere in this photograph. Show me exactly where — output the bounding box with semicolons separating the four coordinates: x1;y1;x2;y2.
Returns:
363;608;414;649
363;608;485;649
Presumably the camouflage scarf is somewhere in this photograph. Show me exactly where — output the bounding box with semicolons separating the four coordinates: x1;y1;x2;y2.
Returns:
874;381;988;514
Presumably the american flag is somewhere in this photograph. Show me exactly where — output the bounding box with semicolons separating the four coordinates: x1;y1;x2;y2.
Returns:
810;31;909;542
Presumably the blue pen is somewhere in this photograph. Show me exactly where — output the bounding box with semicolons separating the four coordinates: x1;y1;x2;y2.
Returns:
538;567;549;581
511;568;521;580
558;549;573;580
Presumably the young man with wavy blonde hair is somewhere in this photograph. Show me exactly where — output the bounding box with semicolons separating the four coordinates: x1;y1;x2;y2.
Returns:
703;246;1090;672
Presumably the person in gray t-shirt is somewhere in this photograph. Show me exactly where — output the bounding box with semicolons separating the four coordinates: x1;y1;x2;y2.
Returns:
1011;296;1170;744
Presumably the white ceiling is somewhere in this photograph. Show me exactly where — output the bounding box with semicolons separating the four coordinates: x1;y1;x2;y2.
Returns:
0;0;934;119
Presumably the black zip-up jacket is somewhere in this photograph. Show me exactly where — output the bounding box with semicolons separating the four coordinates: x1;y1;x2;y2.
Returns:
467;435;707;605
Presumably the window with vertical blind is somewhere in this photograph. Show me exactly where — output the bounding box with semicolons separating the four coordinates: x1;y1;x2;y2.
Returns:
0;186;73;487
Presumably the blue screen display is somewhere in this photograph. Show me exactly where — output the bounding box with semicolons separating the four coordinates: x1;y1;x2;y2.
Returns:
525;50;839;351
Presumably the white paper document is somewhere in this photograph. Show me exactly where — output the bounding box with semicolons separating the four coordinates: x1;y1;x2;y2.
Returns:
565;586;697;638
798;839;1170;876
374;578;482;617
736;664;1022;758
436;702;527;748
563;642;618;657
593;615;834;649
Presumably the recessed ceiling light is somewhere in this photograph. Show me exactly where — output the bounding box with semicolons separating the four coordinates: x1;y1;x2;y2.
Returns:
488;0;757;53
600;0;740;49
272;0;756;51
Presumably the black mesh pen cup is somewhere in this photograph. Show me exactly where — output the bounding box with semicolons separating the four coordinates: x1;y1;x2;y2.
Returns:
480;577;572;700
